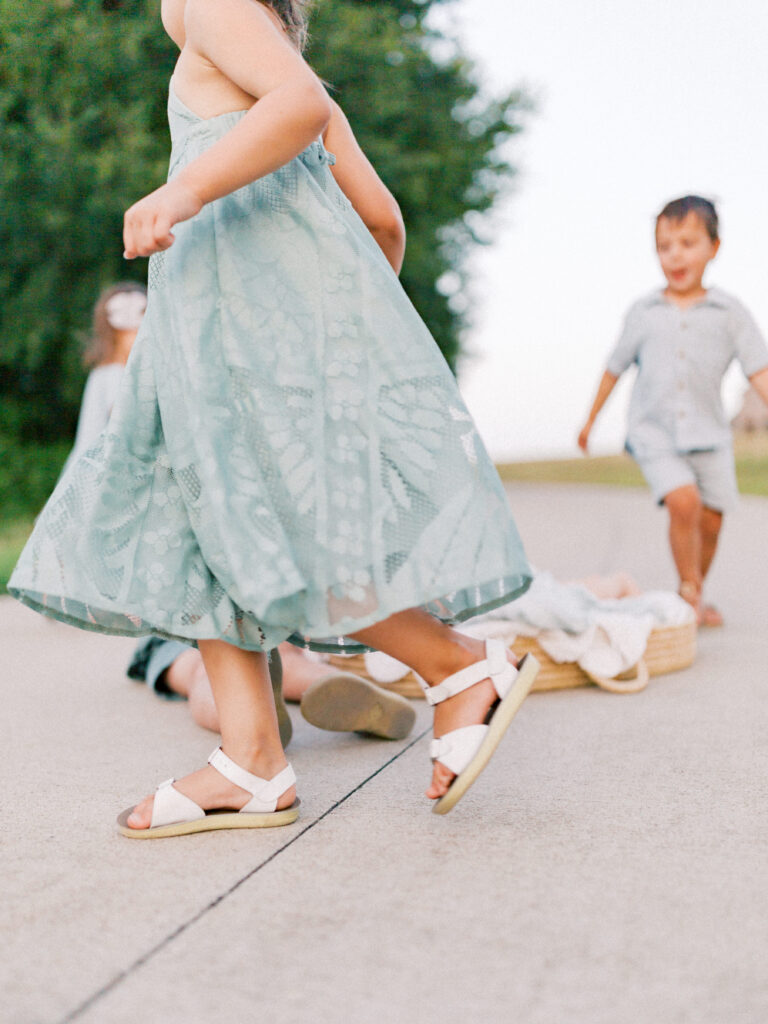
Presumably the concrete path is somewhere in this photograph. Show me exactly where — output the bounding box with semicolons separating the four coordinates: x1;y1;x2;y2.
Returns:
1;484;766;1024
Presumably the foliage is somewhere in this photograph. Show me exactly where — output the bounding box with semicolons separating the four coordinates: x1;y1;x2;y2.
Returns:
497;437;768;497
0;435;70;520
0;0;176;443
308;0;526;370
0;0;526;508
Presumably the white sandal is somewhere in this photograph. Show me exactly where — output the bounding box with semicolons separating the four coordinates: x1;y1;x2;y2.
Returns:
425;638;539;816
116;747;300;839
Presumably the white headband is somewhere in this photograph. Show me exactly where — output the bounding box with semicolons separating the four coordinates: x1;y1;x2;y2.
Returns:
105;291;147;331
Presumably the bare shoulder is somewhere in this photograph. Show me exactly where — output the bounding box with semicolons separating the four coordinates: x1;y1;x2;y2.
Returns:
172;0;315;116
184;0;286;39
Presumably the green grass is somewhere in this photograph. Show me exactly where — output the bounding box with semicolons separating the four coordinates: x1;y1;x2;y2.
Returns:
497;432;768;497
0;518;33;592
497;453;646;489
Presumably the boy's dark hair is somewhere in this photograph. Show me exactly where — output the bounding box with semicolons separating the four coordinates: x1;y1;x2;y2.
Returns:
656;195;719;242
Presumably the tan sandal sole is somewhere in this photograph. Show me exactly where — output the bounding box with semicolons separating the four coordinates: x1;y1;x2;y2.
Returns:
300;673;416;740
432;655;540;816
116;800;300;839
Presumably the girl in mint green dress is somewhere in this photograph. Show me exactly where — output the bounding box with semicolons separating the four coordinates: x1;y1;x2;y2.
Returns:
10;0;538;834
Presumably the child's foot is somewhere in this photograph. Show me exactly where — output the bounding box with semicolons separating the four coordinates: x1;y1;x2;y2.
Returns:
679;580;703;625
425;639;519;801
125;756;296;830
700;603;724;628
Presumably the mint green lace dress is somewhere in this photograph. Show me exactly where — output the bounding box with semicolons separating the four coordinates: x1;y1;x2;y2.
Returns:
9;86;531;653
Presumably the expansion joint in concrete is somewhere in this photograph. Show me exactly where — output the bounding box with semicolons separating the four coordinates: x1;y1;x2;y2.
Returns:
59;726;430;1024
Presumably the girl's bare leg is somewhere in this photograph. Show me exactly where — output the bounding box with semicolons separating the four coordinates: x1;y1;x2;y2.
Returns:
161;643;337;725
126;639;294;828
349;608;515;801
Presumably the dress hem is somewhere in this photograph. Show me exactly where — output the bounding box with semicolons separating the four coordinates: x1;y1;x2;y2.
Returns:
8;570;533;656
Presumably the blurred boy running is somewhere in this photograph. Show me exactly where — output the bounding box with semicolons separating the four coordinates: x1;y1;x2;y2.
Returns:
579;196;768;625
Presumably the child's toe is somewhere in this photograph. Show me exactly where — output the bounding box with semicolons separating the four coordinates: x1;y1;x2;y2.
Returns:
126;796;154;830
426;761;455;800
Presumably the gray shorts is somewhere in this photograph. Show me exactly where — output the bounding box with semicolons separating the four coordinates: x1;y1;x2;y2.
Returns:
126;637;191;698
631;446;738;512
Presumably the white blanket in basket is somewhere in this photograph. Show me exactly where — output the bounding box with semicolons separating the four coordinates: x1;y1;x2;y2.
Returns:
362;571;695;684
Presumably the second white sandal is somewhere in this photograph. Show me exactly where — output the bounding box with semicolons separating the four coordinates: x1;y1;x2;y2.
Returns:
426;638;539;815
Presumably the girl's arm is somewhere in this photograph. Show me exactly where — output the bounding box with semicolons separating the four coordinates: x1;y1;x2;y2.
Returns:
323;102;406;274
578;370;619;452
124;0;332;259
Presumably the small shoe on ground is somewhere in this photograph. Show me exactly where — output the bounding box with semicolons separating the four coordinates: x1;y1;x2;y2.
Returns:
116;747;300;839
427;638;540;816
300;672;416;740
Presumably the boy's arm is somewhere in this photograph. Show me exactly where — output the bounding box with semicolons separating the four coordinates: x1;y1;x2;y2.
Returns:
323;101;406;273
748;366;768;406
578;300;644;452
578;370;619;453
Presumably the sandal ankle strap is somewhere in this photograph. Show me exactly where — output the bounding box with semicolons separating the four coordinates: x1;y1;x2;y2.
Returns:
208;747;296;803
424;638;517;706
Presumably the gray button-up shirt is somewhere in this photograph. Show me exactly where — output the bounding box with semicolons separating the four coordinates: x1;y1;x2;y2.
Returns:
607;287;768;457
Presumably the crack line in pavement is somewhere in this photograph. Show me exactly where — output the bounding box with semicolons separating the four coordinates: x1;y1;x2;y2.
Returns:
60;725;430;1024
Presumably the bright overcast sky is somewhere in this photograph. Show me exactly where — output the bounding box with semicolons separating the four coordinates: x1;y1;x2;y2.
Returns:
430;0;768;460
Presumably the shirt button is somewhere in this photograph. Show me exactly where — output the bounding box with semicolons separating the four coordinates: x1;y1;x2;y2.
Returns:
680;321;687;329
678;410;686;418
677;382;685;391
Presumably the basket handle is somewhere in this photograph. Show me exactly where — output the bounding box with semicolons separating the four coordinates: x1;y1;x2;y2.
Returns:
583;658;650;694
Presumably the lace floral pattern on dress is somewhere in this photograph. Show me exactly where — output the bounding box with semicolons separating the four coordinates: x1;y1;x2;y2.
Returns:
9;86;531;653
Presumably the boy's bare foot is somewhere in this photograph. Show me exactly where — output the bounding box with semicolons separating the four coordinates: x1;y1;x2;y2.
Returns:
700;603;724;628
679;580;723;627
125;757;296;830
425;640;518;801
679;580;702;624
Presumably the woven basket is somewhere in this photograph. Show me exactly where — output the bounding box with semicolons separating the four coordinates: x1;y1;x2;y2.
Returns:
327;620;697;698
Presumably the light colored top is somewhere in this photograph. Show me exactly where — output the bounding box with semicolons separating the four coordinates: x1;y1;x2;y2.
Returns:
607;287;768;457
71;363;124;457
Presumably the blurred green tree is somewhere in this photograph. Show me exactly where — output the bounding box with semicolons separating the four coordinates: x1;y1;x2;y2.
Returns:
0;0;175;443
0;0;526;459
308;0;526;372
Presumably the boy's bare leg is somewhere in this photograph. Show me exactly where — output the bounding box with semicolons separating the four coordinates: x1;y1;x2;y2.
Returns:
665;484;704;616
700;506;723;580
126;640;293;829
348;608;516;801
699;506;724;625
